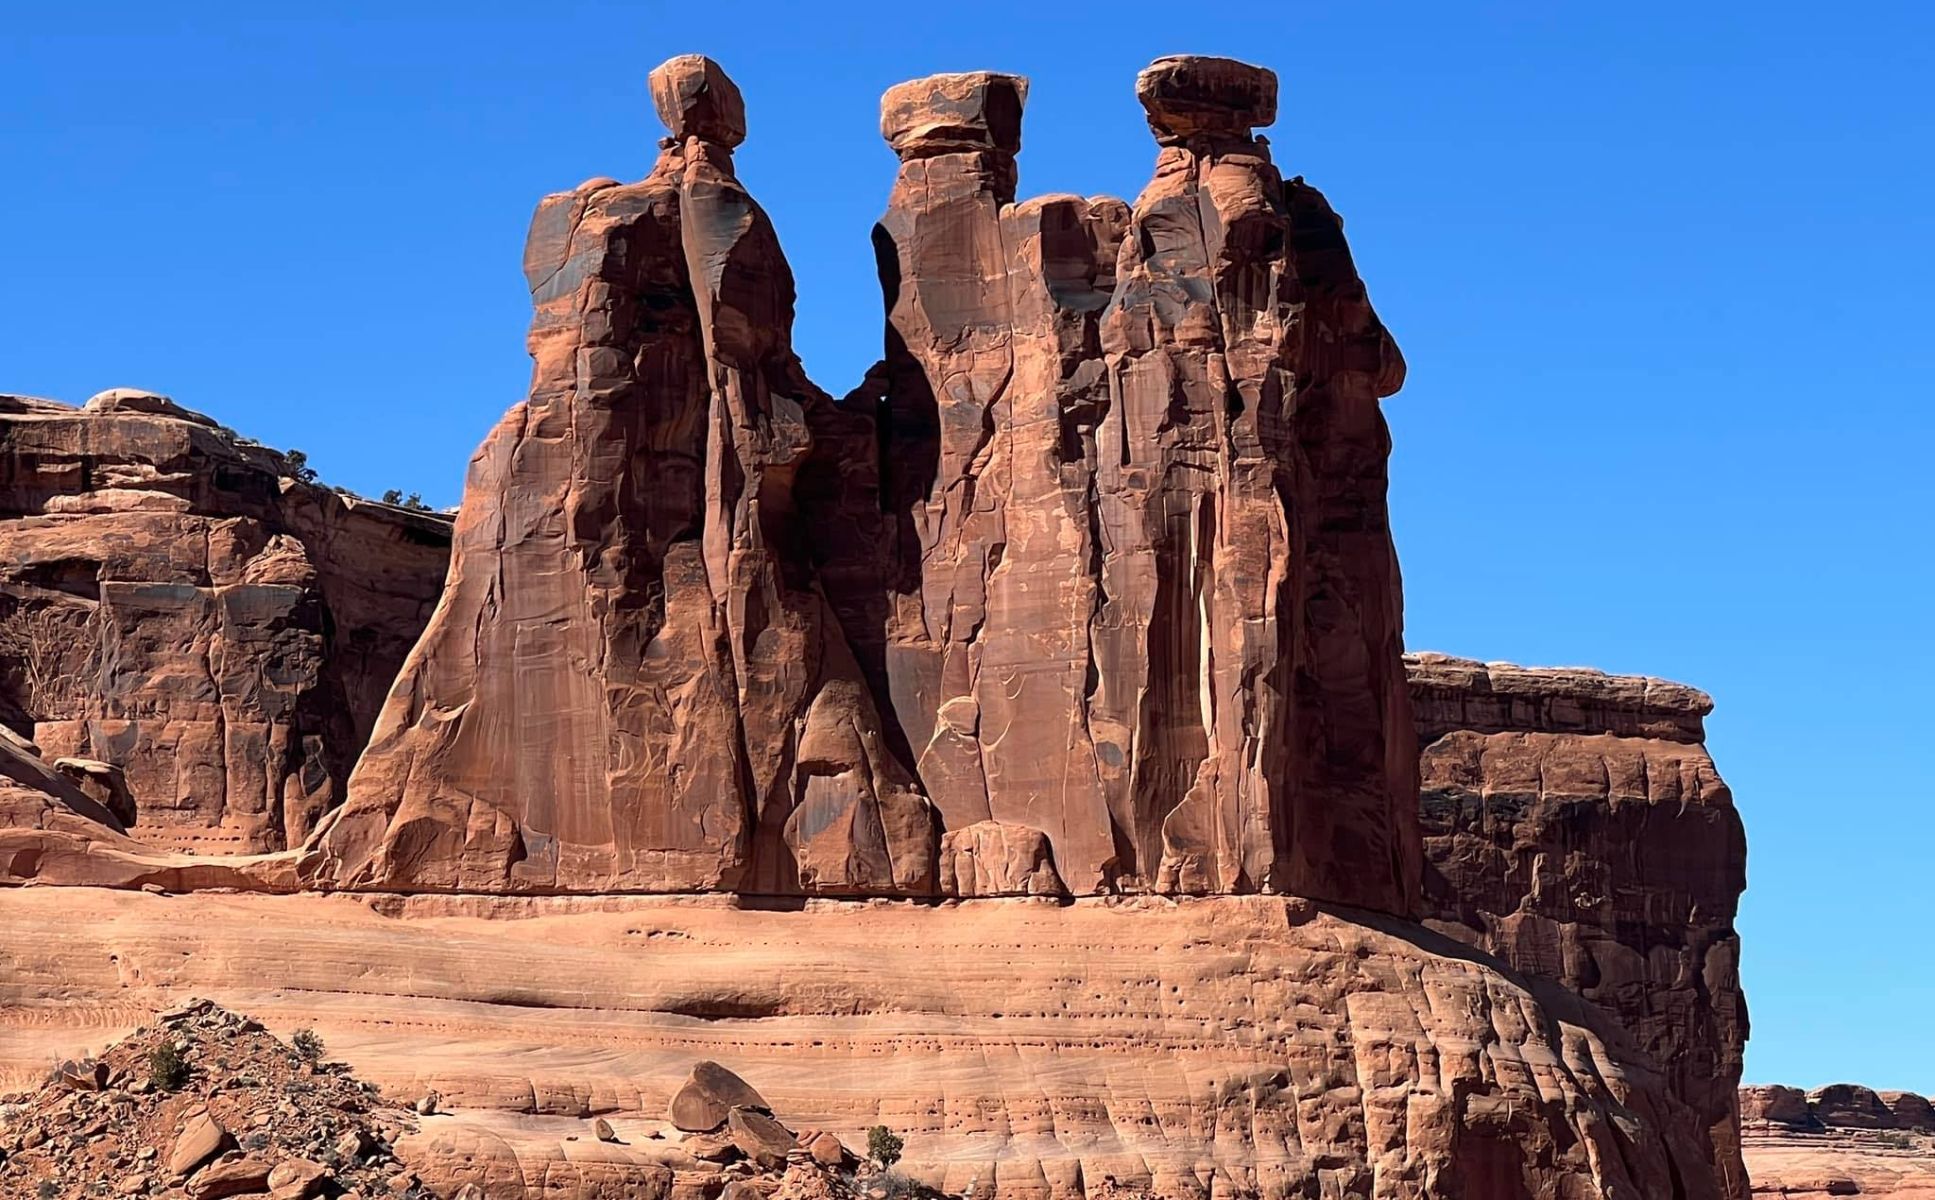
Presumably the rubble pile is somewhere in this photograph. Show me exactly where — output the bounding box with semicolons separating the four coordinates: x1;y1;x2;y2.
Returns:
0;1000;418;1200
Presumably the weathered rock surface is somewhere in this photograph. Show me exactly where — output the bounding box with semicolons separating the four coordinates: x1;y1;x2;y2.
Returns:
1410;653;1750;1198
0;392;451;858
1742;1084;1935;1197
305;54;929;897
306;53;1417;914
0;887;1725;1199
670;1061;769;1133
0;52;1759;1200
1743;1085;1935;1135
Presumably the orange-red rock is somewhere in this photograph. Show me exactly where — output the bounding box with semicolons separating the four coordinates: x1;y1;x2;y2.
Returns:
0;392;450;857
0;887;1728;1199
1742;1084;1935;1198
1411;653;1750;1198
0;52;1761;1200
309;55;1416;914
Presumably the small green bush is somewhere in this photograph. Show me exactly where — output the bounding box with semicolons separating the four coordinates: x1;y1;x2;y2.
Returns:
148;1041;188;1091
283;449;319;483
292;1027;325;1064
866;1124;904;1168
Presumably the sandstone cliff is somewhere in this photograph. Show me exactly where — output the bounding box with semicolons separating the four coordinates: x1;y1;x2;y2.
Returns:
1409;653;1750;1199
0;52;1758;1200
306;54;1418;913
0;391;451;855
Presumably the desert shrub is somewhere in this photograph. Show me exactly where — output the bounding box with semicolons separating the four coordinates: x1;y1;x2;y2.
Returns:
292;1027;325;1063
282;449;318;482
867;1123;905;1168
148;1041;188;1091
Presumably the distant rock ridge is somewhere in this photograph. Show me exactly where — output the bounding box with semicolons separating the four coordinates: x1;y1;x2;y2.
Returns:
1743;1084;1935;1133
1740;1083;1935;1198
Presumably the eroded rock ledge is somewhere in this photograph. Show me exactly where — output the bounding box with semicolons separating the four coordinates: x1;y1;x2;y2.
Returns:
1410;653;1749;1199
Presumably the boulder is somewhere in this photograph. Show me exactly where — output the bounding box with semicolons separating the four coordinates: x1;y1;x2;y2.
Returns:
266;1157;330;1200
51;1056;107;1091
727;1106;796;1169
167;1110;232;1177
806;1131;847;1167
937;822;1063;897
1133;54;1277;142
186;1152;273;1199
671;1062;768;1133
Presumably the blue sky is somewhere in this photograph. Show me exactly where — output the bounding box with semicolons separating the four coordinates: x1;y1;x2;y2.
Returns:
6;3;1931;1089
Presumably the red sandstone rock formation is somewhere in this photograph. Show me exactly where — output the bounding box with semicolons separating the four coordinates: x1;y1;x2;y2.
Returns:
0;51;1760;1200
0;392;450;856
311;54;1418;913
1410;653;1750;1199
1741;1084;1935;1197
307;55;929;895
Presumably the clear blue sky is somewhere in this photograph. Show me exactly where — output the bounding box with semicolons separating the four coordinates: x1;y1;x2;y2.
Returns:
7;3;1931;1090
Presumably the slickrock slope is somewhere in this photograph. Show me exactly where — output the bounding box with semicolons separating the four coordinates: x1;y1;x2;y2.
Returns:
0;391;451;856
0;887;1723;1199
311;53;1418;913
1740;1085;1935;1197
1409;653;1750;1198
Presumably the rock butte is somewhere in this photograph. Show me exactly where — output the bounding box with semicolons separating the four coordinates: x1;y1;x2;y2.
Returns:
1740;1085;1935;1198
0;53;1769;1200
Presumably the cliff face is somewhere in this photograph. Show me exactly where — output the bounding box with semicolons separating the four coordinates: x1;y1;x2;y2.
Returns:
307;54;1419;912
0;52;1757;1200
1409;653;1750;1199
0;391;450;854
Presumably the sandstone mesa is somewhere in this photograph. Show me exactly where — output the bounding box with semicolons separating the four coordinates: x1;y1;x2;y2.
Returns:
0;49;1860;1200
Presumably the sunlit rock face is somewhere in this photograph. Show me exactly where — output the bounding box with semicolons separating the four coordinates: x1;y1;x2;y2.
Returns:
311;55;1420;915
1409;654;1751;1200
0;51;1751;1200
0;390;450;856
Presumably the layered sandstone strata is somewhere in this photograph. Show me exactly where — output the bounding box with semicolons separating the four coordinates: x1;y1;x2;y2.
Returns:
309;54;1418;913
0;392;450;855
1743;1085;1935;1134
1409;653;1750;1198
1741;1085;1935;1197
0;886;1726;1199
0;53;1759;1200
